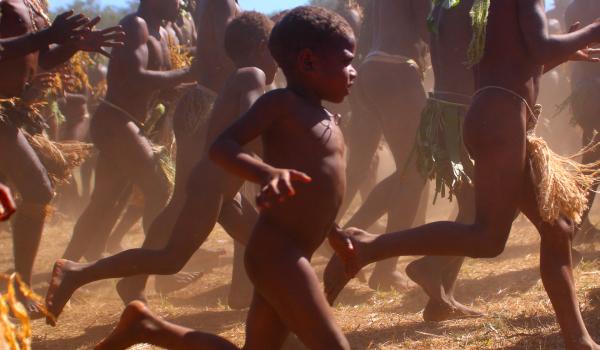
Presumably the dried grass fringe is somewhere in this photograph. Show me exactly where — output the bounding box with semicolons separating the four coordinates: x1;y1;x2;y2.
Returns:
23;133;94;186
0;273;53;350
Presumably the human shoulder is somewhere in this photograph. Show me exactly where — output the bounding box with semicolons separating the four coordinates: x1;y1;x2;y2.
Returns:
120;14;150;44
231;67;267;91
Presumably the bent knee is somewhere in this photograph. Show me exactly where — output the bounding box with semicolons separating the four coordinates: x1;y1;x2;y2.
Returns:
468;223;511;258
21;182;54;205
541;217;574;243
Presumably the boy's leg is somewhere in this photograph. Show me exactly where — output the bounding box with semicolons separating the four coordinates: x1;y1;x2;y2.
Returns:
46;165;228;322
245;222;349;350
244;291;289;349
218;194;257;309
519;172;599;349
96;301;238;350
0;125;54;315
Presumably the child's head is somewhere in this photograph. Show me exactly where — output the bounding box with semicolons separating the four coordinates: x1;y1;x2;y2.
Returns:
224;11;278;84
269;6;357;103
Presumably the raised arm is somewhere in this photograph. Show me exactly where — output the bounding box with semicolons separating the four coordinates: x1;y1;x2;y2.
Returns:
112;16;194;91
212;0;238;66
518;0;600;66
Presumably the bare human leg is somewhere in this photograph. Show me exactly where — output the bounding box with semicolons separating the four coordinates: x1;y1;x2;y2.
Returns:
0;124;54;316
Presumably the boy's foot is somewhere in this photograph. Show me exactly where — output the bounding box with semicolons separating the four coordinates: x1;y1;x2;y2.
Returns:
45;259;82;326
368;270;415;292
154;272;203;295
422;299;483;322
95;301;152;350
18;296;45;320
116;278;148;305
324;227;375;304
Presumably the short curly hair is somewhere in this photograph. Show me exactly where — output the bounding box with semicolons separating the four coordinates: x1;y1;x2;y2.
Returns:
224;11;274;63
269;6;354;72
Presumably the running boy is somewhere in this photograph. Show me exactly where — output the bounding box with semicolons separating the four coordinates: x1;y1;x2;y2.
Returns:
94;6;356;350
46;11;277;323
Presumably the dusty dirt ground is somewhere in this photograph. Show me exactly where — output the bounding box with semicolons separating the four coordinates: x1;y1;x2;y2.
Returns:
3;196;599;349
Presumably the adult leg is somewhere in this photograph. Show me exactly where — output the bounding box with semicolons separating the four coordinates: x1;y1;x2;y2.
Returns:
96;301;238;350
324;94;527;303
519;168;599;350
0;124;54;315
360;60;427;291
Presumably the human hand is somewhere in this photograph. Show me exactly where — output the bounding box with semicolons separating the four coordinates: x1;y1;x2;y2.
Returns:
72;18;126;58
256;168;312;209
569;21;600;62
48;11;91;45
0;183;16;221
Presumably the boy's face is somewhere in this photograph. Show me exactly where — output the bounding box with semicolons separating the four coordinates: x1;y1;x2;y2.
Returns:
160;0;180;21
313;35;357;103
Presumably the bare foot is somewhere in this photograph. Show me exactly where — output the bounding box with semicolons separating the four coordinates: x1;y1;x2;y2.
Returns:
154;272;203;295
405;258;445;301
422;298;484;322
45;259;83;326
95;301;152;350
368;270;415;292
18;296;45;320
324;227;375;304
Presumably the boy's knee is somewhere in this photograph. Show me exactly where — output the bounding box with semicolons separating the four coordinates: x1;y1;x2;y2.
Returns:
159;253;188;275
541;217;574;243
22;182;54;205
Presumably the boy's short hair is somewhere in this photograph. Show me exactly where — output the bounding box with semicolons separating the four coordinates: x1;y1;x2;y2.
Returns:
224;11;274;63
269;6;354;72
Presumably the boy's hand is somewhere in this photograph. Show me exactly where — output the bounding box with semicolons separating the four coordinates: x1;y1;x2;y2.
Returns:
0;183;16;221
49;11;91;45
256;168;312;209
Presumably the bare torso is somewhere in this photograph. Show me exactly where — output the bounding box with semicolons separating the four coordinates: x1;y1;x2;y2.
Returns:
476;0;543;105
194;0;240;92
260;91;347;254
370;0;426;62
429;0;475;101
103;14;172;124
0;0;48;97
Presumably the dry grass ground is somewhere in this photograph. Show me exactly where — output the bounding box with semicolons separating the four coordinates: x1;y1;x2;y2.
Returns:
2;199;599;349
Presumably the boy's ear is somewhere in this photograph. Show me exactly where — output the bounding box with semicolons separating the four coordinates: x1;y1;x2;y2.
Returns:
298;48;317;72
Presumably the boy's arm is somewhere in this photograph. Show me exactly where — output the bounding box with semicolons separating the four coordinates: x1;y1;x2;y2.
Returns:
211;0;238;68
518;0;600;67
111;17;194;91
209;91;311;207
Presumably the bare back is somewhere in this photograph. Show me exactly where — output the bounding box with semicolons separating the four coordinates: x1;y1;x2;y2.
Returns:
194;0;239;92
566;0;600;83
429;0;475;99
104;14;172;124
369;0;428;61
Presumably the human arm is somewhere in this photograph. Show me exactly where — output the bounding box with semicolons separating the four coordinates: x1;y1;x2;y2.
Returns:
210;0;238;67
519;0;600;66
209;91;311;208
0;11;91;61
39;17;125;70
111;17;194;91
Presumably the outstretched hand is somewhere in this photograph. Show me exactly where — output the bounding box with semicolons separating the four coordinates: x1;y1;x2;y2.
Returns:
256;168;312;209
0;183;16;221
568;22;600;62
49;11;91;45
70;17;126;58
